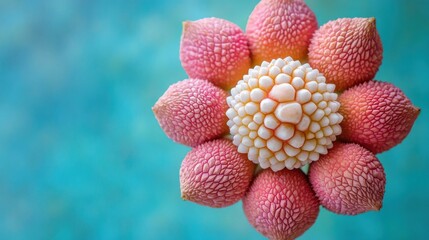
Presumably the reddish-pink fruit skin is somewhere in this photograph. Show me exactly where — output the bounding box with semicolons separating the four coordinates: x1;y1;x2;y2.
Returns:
308;18;383;91
152;79;229;147
309;143;386;215
243;169;319;240
246;0;318;66
338;80;420;153
180;139;255;208
180;18;251;89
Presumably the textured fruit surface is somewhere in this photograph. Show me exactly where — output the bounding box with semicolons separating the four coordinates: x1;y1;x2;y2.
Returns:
243;169;319;240
339;80;420;153
226;57;343;171
153;79;228;147
309;18;383;91
246;0;317;65
309;143;386;215
180;18;251;89
180;139;255;208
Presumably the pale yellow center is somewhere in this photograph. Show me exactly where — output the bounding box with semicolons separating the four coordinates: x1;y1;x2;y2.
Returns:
226;57;343;171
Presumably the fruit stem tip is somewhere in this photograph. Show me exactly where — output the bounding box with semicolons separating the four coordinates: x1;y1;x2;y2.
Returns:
367;17;376;27
416;107;421;113
182;21;191;32
181;192;188;201
372;202;382;211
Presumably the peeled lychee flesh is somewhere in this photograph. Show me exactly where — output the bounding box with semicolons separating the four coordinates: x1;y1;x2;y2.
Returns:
243;169;319;240
246;0;318;66
180;18;251;89
153;79;229;147
339;80;420;154
309;18;383;91
309;143;386;215
226;57;343;171
180;139;255;208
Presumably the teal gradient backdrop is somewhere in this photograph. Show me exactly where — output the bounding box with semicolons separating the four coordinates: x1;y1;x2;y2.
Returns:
0;0;428;239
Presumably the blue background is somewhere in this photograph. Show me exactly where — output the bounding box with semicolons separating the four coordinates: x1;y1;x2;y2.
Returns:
1;0;428;239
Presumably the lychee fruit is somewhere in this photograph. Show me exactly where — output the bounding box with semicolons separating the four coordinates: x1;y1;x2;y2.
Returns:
246;0;318;66
308;143;386;215
308;17;383;91
153;79;229;147
338;80;420;154
226;57;343;171
180;18;251;89
243;169;319;240
179;139;255;208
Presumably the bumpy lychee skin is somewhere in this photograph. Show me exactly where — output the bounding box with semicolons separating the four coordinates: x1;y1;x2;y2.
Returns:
180;139;255;208
227;57;343;171
309;18;383;91
180;18;251;89
153;79;229;147
338;80;420;154
309;143;386;215
246;0;318;66
243;169;319;240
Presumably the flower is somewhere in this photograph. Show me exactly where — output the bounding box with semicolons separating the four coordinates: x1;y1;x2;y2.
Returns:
153;0;420;239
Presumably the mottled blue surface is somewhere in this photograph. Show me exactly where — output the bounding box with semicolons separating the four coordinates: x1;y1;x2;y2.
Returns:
0;0;428;239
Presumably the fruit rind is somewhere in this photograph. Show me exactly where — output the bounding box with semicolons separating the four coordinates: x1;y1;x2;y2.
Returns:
243;169;320;240
309;17;383;91
153;79;229;147
180;139;255;208
309;143;386;215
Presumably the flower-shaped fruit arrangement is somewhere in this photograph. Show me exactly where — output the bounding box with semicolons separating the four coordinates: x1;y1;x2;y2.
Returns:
153;0;420;239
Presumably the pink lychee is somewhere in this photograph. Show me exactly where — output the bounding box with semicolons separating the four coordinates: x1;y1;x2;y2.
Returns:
309;143;386;215
243;169;319;240
180;18;251;89
338;80;420;154
308;18;383;91
180;139;255;208
246;0;318;66
153;79;229;147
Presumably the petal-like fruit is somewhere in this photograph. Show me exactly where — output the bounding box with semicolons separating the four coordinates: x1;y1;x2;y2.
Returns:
309;18;383;91
180;139;255;208
180;18;251;89
243;169;319;240
338;80;420;153
226;57;343;171
153;79;229;147
309;143;386;215
246;0;318;65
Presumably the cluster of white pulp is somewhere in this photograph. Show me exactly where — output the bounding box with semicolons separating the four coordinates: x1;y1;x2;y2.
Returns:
226;57;343;171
